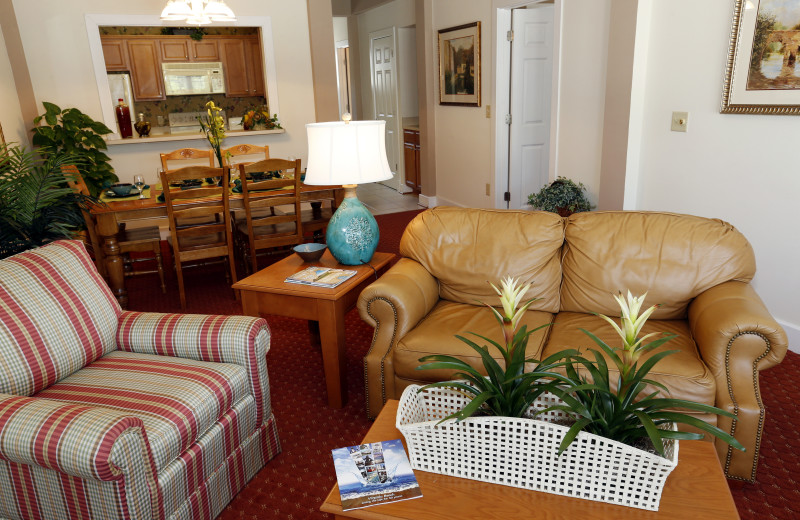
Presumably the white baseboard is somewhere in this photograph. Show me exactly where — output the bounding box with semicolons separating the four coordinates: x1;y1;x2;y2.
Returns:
777;319;800;354
418;194;437;207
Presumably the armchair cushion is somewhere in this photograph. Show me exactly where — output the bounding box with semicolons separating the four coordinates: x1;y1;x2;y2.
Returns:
36;351;254;472
0;240;121;396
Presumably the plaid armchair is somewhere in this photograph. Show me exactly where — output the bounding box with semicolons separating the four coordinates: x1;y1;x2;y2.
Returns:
0;240;280;519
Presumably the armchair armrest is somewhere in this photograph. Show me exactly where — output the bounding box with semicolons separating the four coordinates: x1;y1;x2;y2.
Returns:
0;394;159;517
116;312;273;425
688;280;788;481
357;258;439;418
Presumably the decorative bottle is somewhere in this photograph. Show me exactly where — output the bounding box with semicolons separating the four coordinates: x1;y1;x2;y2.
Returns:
115;98;133;138
134;113;151;137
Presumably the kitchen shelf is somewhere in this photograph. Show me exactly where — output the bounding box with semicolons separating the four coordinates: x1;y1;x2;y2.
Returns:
106;128;284;146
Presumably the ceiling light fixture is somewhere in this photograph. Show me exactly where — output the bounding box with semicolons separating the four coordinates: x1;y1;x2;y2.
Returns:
160;0;236;25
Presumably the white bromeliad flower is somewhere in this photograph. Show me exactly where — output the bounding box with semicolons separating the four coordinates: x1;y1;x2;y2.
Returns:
597;290;660;369
487;276;536;345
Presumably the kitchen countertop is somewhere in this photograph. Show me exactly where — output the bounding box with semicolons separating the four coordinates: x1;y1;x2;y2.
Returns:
106;127;285;146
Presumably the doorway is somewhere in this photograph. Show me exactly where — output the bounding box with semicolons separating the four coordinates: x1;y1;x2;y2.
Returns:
494;1;559;209
369;27;402;192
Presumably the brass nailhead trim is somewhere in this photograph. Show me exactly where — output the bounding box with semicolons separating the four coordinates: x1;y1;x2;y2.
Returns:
363;296;399;420
723;330;771;482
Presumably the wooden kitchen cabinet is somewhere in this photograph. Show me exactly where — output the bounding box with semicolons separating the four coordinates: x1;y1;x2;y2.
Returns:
127;39;165;101
192;40;220;61
220;36;264;97
101;38;128;71
403;128;421;193
159;39;190;61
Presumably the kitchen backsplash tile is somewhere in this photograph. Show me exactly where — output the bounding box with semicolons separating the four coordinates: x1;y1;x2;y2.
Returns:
135;95;267;130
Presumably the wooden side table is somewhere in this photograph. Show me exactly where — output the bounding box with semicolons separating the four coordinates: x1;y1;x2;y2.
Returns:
232;250;394;407
321;400;740;519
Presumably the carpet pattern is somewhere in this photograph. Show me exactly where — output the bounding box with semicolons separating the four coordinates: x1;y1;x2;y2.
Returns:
119;208;798;519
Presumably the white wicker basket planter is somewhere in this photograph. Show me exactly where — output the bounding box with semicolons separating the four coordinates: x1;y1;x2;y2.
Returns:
396;383;679;511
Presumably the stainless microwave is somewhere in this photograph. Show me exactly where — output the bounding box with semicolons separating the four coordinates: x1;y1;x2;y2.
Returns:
162;62;226;96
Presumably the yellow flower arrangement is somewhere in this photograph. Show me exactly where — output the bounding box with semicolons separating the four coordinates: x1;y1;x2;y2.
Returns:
241;106;282;130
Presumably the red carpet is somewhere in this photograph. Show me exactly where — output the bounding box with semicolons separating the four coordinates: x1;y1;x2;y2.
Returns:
122;208;799;519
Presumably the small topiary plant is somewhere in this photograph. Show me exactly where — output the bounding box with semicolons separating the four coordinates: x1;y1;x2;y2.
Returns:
527;176;593;217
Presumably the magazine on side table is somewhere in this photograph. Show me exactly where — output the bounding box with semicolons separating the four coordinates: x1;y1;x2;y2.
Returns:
331;439;422;511
284;266;357;288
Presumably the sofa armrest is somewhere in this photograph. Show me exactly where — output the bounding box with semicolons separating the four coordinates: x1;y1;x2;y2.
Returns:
116;312;273;425
357;258;439;418
688;280;788;480
689;281;787;374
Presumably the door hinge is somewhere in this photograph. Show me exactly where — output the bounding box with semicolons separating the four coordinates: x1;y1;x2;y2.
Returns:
505;114;512;125
507;30;514;41
504;192;511;202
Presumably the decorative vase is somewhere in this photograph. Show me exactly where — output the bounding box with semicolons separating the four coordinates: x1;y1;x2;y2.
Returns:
134;113;151;137
396;383;679;511
325;195;379;266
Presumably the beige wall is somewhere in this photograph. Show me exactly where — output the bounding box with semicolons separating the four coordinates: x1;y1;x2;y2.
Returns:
0;21;27;147
9;0;316;184
631;0;799;348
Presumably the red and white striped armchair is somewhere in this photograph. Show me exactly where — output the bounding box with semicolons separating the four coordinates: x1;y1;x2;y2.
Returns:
0;240;280;519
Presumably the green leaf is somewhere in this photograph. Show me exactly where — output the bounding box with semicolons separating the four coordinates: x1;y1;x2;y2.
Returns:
558;417;593;454
654;412;745;451
43;101;61;115
633;410;665;456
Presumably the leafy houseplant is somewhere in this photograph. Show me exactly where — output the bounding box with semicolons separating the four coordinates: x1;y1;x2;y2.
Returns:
32;102;116;197
550;291;745;456
198;101;226;168
416;277;572;420
0;144;92;259
527;176;593;217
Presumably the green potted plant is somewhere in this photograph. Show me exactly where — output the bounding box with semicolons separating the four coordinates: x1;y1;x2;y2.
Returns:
527;176;593;217
0;144;94;259
31;102;117;197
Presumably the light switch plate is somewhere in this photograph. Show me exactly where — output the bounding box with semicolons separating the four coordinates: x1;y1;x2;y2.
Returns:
671;111;688;132
486;105;491;118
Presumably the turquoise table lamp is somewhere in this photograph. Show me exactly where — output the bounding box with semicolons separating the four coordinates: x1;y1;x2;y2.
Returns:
304;117;393;265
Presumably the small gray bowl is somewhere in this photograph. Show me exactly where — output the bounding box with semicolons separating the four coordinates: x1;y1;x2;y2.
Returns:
293;243;327;262
109;183;134;196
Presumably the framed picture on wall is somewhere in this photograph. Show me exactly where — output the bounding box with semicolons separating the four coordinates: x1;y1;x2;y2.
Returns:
438;22;481;107
0;122;5;147
722;0;800;114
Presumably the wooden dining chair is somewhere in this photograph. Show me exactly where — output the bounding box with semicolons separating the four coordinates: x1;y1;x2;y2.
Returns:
64;166;166;293
236;158;303;274
160;148;215;171
160;165;237;309
221;144;270;167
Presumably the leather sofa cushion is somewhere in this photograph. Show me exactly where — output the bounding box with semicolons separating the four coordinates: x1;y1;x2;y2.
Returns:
400;207;565;313
36;351;254;471
561;211;755;319
540;312;716;405
393;300;553;381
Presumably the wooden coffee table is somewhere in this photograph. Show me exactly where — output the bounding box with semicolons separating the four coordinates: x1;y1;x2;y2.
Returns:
321;400;740;519
233;250;394;408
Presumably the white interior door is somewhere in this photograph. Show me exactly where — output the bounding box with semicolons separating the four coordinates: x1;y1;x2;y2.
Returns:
508;5;554;209
370;28;401;191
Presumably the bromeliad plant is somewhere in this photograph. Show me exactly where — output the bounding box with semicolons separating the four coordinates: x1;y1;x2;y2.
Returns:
416;277;574;420
550;291;745;457
198;101;226;168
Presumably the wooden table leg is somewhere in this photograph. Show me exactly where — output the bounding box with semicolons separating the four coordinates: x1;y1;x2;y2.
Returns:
317;298;347;408
95;213;127;309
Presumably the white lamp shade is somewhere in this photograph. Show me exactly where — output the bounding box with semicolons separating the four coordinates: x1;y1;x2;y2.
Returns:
304;120;393;186
160;0;192;19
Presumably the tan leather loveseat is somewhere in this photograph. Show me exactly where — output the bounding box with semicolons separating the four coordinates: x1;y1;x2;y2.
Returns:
357;207;787;482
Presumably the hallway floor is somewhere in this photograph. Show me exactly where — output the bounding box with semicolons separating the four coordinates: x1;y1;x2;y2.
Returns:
357;183;426;215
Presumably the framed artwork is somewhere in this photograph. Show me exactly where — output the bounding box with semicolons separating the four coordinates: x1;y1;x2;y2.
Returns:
438;22;481;106
0;122;5;147
722;0;800;114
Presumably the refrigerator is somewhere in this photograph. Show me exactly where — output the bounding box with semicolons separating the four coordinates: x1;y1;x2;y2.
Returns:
107;73;136;131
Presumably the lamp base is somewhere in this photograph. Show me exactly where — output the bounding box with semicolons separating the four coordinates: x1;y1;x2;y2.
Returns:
325;195;379;265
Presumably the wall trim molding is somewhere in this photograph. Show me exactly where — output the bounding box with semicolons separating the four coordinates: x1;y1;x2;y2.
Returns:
418;194;436;207
778;319;799;354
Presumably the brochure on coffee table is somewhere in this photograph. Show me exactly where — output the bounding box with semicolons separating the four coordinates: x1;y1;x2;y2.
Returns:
331;439;422;511
284;267;356;288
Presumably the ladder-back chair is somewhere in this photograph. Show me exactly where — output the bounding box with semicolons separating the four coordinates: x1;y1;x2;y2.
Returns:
160;165;236;309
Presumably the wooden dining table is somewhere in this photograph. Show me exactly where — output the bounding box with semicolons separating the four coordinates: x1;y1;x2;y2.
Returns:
90;184;343;308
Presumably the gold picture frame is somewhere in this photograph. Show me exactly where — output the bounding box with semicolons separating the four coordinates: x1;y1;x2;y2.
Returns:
0;122;5;147
722;0;800;114
438;22;481;107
